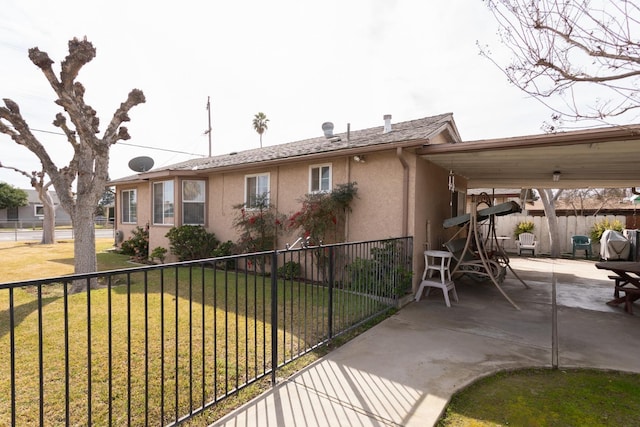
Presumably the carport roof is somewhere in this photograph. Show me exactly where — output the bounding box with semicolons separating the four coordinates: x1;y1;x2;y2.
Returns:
418;125;640;189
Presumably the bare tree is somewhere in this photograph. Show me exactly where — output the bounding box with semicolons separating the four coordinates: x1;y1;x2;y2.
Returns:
0;163;57;244
561;188;628;216
482;0;640;130
0;38;145;290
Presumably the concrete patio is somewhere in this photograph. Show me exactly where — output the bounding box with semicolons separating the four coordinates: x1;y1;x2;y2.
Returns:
212;257;640;426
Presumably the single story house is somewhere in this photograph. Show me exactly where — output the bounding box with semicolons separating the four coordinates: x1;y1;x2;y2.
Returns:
0;189;72;228
110;113;466;281
110;113;640;292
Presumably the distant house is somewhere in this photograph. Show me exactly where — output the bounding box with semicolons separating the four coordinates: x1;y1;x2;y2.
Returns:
0;189;72;228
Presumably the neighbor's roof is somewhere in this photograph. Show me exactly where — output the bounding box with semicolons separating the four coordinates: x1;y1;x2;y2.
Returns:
110;113;458;184
23;189;60;204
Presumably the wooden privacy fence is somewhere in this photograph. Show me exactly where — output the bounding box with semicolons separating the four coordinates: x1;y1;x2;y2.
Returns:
488;215;627;256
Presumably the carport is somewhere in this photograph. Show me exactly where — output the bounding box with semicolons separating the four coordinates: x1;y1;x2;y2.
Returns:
418;125;640;189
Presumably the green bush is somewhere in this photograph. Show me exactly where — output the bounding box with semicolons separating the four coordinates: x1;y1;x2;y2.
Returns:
514;220;534;238
346;240;412;298
590;219;624;243
278;261;302;279
119;225;149;262
165;225;220;261
150;246;167;263
212;240;236;269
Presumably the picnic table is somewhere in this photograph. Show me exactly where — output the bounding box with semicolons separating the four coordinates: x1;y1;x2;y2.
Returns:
595;261;640;314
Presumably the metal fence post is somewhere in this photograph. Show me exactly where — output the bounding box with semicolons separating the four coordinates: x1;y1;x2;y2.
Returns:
328;246;334;341
270;250;278;386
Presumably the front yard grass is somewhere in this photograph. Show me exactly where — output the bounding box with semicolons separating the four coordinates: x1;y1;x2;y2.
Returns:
0;239;390;425
0;238;119;282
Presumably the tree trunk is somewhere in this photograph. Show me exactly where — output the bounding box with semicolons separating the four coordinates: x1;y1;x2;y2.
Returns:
70;204;97;293
41;190;56;244
538;188;562;258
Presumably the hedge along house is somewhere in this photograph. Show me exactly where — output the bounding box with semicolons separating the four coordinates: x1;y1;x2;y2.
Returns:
109;113;466;291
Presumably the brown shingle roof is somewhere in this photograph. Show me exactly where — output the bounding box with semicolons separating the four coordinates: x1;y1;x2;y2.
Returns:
110;113;456;184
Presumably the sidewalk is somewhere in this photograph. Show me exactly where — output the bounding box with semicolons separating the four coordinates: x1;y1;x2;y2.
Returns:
212;257;640;426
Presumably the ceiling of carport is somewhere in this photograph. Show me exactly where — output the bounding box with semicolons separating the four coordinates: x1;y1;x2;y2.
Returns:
418;126;640;189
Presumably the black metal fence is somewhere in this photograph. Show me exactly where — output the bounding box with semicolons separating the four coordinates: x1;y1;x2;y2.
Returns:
0;237;412;426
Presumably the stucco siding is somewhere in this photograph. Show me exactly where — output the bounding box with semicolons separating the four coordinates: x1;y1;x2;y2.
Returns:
347;151;404;240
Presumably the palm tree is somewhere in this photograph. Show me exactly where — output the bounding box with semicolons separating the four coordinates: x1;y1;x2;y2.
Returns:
252;112;269;148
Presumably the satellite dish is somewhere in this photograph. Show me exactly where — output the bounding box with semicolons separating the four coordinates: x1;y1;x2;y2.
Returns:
128;156;154;172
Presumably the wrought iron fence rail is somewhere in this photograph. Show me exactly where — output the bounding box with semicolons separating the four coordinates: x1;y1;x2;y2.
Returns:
0;236;412;426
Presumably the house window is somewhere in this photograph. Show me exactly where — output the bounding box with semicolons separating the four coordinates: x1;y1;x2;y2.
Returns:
182;180;205;225
309;164;331;193
121;189;137;224
245;173;269;208
34;205;44;217
153;180;174;225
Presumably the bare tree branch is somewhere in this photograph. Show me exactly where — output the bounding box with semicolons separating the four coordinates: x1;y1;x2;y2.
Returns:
482;0;640;127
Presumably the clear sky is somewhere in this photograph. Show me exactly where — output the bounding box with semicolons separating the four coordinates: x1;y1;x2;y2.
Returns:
1;0;561;188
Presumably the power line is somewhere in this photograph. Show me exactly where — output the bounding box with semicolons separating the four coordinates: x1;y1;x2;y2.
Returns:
28;127;206;157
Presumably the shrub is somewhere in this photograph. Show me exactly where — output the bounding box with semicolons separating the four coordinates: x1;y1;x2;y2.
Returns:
288;182;358;245
346;240;412;298
150;246;167;264
212;240;236;269
165;225;220;261
590;218;624;243
233;194;287;253
119;225;149;262
514;220;534;238
278;261;302;279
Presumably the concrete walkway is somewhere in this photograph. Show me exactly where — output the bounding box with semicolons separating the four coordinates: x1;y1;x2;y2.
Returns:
212;257;640;426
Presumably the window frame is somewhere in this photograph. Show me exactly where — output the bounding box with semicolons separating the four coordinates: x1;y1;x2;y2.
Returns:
121;189;137;224
309;164;332;193
152;180;175;225
244;173;270;209
34;205;44;217
182;179;206;225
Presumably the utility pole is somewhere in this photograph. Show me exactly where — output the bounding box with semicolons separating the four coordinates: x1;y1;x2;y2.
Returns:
206;96;212;157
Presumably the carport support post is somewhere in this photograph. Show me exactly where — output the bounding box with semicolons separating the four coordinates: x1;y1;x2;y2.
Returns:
551;274;559;369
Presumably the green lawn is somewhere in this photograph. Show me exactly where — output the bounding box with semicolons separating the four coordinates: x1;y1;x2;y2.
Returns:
0;240;389;425
437;368;640;426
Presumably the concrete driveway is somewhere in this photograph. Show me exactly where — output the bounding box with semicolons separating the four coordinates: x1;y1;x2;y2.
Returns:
212;257;640;427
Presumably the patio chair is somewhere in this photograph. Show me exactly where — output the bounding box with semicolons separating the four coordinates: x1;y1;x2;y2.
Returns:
571;235;592;259
516;232;537;256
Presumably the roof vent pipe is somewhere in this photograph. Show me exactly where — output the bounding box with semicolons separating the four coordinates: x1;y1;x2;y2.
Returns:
322;122;334;138
347;123;351;141
383;114;392;133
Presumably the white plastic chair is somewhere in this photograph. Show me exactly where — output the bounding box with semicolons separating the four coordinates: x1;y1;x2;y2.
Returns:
516;232;537;256
415;250;458;307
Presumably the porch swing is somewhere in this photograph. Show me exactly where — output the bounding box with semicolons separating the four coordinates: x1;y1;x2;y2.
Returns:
443;192;530;310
